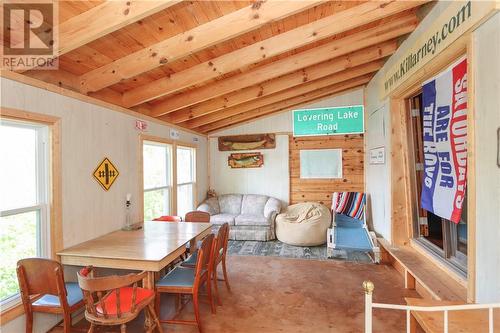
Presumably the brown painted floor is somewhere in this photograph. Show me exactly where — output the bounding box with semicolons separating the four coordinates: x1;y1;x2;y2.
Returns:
64;255;417;333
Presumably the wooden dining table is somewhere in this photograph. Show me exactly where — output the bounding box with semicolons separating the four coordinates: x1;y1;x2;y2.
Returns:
57;221;212;289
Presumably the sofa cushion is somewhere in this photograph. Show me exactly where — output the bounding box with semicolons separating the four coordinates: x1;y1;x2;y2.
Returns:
210;213;236;226
241;194;269;216
197;197;220;215
264;197;281;219
235;214;270;226
219;194;243;215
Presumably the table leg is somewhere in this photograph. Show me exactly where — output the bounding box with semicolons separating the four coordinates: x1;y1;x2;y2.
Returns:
144;271;155;331
190;239;198;252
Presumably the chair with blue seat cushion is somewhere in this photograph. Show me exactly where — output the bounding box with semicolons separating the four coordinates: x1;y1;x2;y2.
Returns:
32;282;83;307
16;258;86;333
184;211;210;256
156;233;216;333
182;223;231;306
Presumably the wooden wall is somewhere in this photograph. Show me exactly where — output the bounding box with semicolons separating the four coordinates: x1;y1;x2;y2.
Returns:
289;134;364;205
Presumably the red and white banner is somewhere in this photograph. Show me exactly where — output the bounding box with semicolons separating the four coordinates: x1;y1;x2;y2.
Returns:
421;57;467;223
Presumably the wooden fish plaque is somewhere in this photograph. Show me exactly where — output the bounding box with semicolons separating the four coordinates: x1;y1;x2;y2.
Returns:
228;153;264;168
218;134;275;151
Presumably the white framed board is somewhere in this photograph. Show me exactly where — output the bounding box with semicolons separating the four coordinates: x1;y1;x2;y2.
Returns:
299;149;342;179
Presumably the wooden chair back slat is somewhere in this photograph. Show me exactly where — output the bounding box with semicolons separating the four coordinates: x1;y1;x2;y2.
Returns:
115;288;121;318
98;291;109;318
215;224;228;263
184;211;210;223
78;270;147;292
131;282;138;313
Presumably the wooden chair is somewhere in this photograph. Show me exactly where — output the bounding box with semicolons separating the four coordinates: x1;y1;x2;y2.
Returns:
155;234;216;333
16;258;85;333
182;223;231;305
184;211;210;223
77;267;163;333
183;211;211;256
153;215;182;222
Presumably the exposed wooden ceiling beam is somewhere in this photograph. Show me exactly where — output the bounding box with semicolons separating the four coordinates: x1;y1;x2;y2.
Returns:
18;1;182;72
149;12;418;117
202;87;364;135
22;69;125;106
78;0;326;93
180;61;382;129
123;1;428;108
166;41;397;124
196;75;373;133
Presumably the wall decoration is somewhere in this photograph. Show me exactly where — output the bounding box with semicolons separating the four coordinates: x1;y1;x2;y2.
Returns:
369;147;385;165
135;119;148;131
299;149;342;179
293;105;364;137
228;152;264;168
421;57;467;224
218;134;275;151
93;157;119;191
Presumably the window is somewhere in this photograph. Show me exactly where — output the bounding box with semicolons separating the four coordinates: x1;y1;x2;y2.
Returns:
408;93;467;273
176;146;196;218
143;141;173;220
0;119;50;306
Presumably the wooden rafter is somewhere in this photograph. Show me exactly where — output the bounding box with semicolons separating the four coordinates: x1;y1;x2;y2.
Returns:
23;69;125;106
196;75;373;133
180;61;383;129
122;0;428;108
166;41;397;124
18;1;182;72
149;12;418;117
78;0;326;93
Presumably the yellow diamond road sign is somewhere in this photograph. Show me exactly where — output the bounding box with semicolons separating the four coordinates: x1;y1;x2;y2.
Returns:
93;158;119;191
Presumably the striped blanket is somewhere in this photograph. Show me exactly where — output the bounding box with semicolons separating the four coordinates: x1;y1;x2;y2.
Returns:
332;192;366;220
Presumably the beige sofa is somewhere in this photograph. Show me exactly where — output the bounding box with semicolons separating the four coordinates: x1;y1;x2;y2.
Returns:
197;194;281;241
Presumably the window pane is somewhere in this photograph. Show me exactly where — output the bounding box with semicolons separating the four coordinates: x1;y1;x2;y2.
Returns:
0;211;38;302
0;124;37;210
143;143;170;189
144;189;170;221
177;147;194;184
177;184;194;218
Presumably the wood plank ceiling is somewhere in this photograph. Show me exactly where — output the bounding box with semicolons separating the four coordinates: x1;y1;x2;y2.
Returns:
12;0;431;134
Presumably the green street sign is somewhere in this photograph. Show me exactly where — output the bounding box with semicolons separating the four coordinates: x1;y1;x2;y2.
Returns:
292;105;364;137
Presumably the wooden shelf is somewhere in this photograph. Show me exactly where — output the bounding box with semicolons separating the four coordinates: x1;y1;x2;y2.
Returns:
406;297;500;333
378;238;467;302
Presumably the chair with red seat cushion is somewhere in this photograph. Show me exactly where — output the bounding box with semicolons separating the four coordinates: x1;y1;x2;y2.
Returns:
77;267;163;333
153;215;182;222
17;258;86;333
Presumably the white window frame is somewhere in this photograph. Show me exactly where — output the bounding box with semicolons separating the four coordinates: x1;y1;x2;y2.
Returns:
0;119;50;308
142;140;173;220
176;145;197;216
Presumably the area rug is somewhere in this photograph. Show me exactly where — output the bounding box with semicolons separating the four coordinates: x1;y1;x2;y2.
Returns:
227;240;373;263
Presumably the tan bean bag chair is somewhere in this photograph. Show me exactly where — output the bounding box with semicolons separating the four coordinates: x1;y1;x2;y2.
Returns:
276;202;332;246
